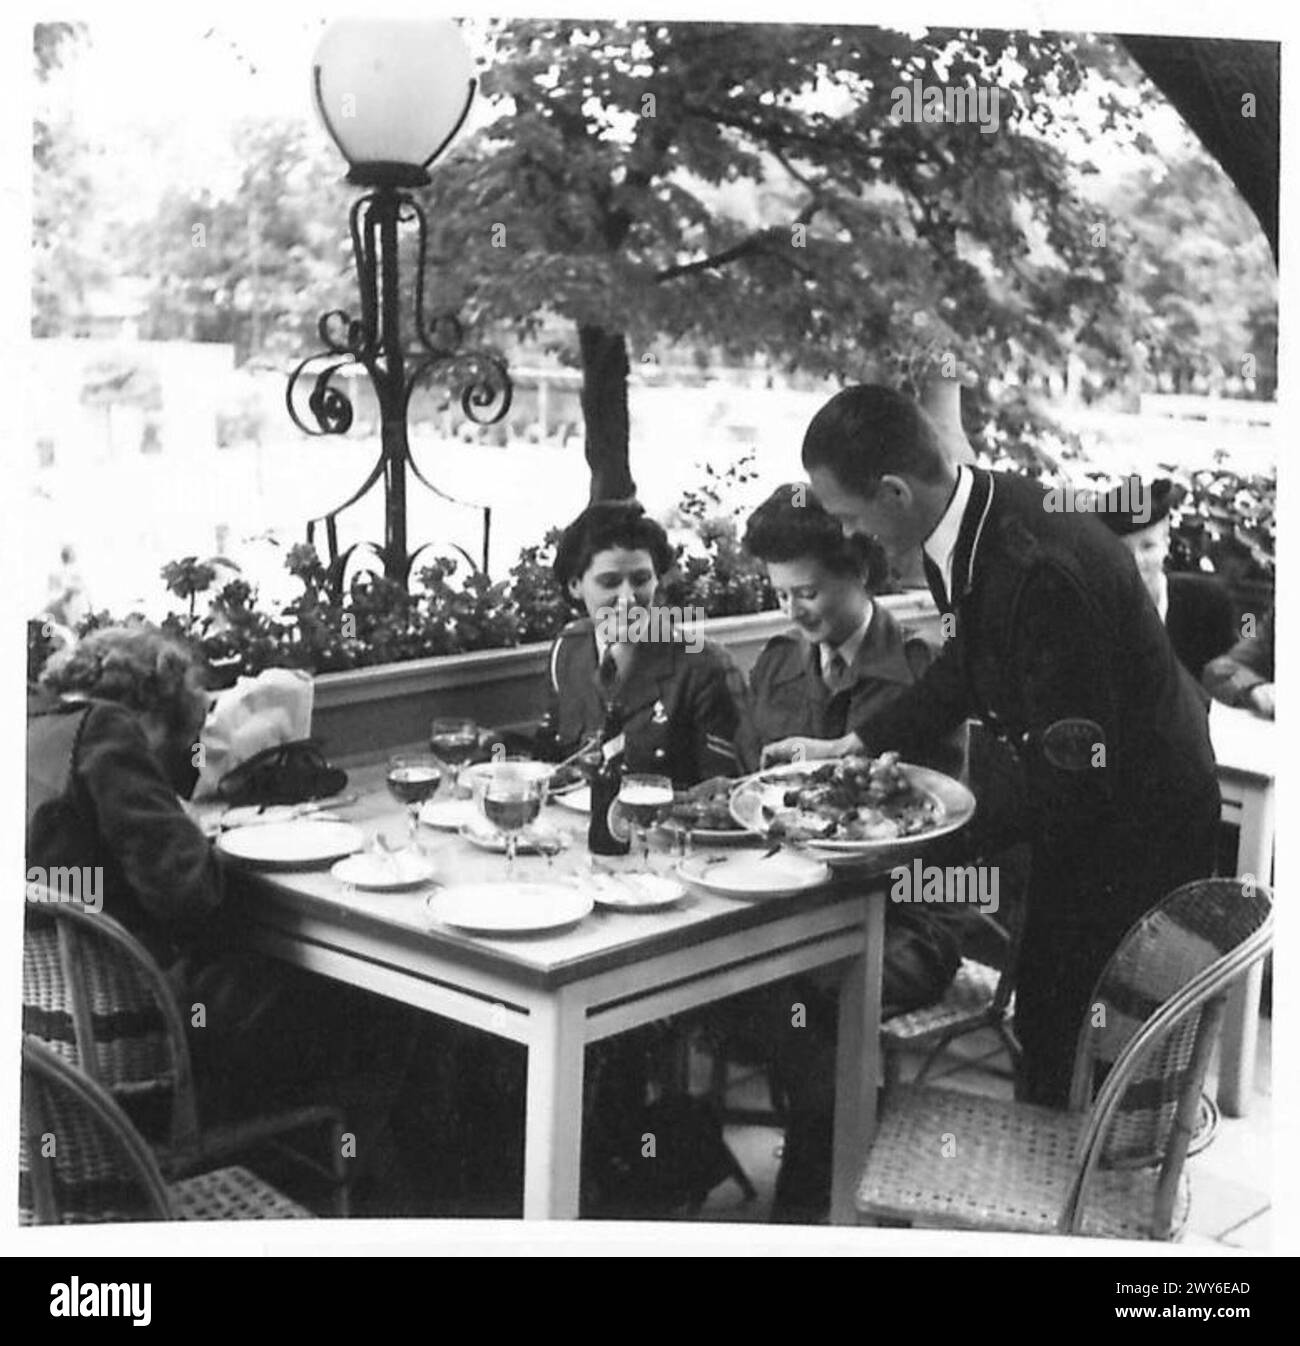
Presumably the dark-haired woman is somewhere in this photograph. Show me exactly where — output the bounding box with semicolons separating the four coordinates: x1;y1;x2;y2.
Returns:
546;500;751;783
744;484;917;745
719;486;965;1222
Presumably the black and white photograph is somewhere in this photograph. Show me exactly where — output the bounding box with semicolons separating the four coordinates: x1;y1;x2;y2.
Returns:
8;0;1292;1274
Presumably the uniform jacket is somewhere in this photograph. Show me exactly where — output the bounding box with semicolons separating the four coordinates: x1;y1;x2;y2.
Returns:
1202;605;1274;708
855;467;1220;911
1166;572;1237;682
747;604;914;745
547;616;749;787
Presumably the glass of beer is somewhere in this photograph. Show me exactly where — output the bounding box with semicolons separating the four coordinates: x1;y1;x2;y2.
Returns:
618;773;674;870
386;753;443;849
478;763;547;880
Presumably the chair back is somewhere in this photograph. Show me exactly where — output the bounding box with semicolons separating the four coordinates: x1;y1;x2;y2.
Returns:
1065;877;1273;1235
21;1035;174;1224
22;893;200;1153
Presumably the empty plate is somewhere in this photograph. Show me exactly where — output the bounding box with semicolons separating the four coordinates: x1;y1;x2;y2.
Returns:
677;852;831;899
419;798;479;830
460;818;571;854
426;881;594;934
331;851;437;891
216;821;365;869
587;872;685;911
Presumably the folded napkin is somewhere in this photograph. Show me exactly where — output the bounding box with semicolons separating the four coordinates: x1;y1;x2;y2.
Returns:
193;668;314;801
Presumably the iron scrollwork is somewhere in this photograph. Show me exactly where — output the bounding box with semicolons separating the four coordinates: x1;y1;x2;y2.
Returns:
285;186;511;593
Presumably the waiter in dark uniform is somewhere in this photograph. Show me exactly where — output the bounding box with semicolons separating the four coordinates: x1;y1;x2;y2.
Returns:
764;386;1221;1106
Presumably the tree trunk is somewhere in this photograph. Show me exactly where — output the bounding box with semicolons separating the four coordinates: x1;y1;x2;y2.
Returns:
578;324;636;502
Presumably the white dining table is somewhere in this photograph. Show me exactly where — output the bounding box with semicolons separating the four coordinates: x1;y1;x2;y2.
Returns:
1208;700;1275;1117
212;762;887;1221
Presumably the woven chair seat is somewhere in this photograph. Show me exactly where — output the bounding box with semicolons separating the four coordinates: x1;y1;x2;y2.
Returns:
856;1086;1188;1240
172;1167;314;1220
881;959;1011;1045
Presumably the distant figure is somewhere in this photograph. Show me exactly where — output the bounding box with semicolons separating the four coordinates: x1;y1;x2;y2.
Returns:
1099;479;1237;682
45;544;91;629
1203;606;1275;719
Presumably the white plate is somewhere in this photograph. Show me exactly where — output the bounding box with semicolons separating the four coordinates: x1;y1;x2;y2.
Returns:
426;881;594;934
586;872;686;911
553;785;591;814
459;819;571;854
217;820;365;869
677;851;831;899
419;798;479;830
331;851;438;890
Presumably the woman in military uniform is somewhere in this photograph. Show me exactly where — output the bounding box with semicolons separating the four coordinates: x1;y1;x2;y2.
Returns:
546;500;749;784
706;486;966;1222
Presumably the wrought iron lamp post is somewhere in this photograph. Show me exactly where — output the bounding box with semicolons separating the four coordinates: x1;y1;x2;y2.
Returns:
287;18;511;592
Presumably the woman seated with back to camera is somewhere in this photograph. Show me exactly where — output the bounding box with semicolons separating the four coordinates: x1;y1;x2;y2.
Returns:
706;485;966;1222
26;624;419;1204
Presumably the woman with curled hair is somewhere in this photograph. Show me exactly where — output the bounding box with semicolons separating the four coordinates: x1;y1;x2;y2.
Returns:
27;623;219;962
29;624;423;1206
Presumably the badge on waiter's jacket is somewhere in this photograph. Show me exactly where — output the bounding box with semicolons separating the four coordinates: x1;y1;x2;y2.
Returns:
651;699;669;725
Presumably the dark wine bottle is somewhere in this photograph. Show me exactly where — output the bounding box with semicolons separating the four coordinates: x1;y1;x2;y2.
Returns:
588;700;630;856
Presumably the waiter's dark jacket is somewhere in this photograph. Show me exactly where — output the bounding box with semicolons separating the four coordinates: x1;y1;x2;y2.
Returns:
548;615;748;786
856;467;1221;1107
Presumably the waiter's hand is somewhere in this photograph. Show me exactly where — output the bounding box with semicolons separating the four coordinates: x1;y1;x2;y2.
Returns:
1249;683;1275;719
760;732;864;768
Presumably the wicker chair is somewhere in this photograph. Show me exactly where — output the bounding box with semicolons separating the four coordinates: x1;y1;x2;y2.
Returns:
23;894;349;1217
856;877;1273;1239
20;1036;313;1223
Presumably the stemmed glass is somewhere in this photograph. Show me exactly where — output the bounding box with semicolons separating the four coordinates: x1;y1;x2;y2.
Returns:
386;753;442;850
430;717;482;795
618;773;674;870
478;763;547;881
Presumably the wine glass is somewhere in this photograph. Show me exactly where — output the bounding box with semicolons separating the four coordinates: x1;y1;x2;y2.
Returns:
478;763;546;880
386;754;443;850
430;717;482;795
618;773;674;870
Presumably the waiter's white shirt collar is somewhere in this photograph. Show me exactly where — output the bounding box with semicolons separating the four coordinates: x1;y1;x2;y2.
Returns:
819;603;874;678
922;464;973;600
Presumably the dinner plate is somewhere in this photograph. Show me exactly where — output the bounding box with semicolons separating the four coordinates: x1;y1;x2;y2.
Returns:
586;872;686;911
553;784;591;814
419;798;479;830
331;851;438;890
728;761;975;860
425;881;594;934
459;818;571;854
216;820;365;869
677;851;832;899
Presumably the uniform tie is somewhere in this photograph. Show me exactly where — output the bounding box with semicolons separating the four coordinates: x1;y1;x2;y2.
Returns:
821;649;850;695
596;643;621;702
